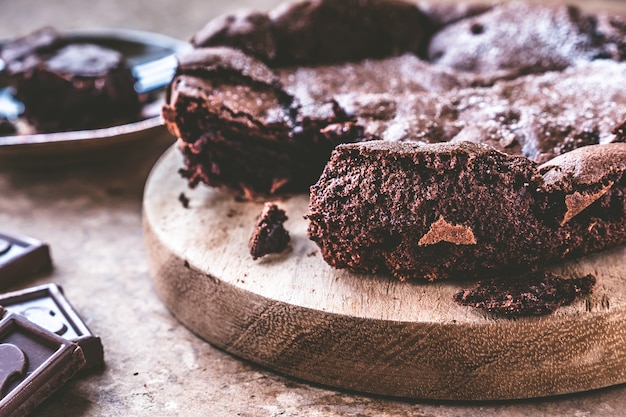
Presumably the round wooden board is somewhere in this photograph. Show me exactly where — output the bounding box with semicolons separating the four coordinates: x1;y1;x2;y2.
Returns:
143;145;626;401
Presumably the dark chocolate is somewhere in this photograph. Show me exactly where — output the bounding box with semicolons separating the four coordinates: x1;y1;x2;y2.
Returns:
0;283;103;369
453;272;596;316
0;232;52;289
0;313;85;417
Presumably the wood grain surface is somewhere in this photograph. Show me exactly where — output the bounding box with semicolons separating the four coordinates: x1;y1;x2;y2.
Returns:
143;145;626;401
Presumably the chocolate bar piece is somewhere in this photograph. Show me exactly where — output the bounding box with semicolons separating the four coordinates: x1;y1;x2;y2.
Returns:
0;232;52;289
0;312;85;417
0;283;103;369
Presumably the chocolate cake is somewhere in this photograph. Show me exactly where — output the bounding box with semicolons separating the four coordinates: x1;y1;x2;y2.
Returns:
248;202;290;259
163;0;626;198
1;27;141;133
307;141;626;280
453;272;596;316
162;0;626;280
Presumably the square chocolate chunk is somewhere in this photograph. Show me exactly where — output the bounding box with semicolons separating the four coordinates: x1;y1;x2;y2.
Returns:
0;312;85;417
0;232;52;289
0;283;103;369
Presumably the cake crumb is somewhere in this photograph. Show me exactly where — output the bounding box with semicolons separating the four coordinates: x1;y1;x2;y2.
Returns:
249;203;290;260
454;272;596;317
178;192;190;208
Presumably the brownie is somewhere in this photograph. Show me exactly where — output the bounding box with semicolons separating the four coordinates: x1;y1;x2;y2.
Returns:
453;272;596;316
248;202;290;259
164;0;626;198
307;141;626;280
163;47;363;198
1;28;141;133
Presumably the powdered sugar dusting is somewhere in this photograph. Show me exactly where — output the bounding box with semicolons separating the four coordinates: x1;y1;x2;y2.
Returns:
428;3;606;76
276;54;626;162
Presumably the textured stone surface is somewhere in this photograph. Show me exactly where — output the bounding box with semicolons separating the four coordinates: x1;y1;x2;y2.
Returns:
1;0;626;416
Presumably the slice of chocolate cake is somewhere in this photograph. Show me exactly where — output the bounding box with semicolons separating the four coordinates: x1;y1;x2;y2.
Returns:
1;28;141;133
164;0;626;199
306;141;626;281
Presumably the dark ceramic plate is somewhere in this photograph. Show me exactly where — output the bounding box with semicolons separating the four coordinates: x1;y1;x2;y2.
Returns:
0;29;190;168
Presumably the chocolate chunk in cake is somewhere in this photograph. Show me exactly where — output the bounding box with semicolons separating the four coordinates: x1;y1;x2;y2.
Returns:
164;1;626;198
306;141;626;281
2;29;141;133
453;272;596;317
249;203;290;259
